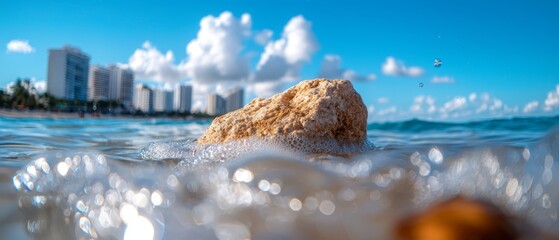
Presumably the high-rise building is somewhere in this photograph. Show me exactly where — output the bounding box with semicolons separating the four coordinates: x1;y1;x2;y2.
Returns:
134;84;153;113
88;65;110;101
47;46;90;101
87;64;134;108
173;84;192;113
207;93;226;116
225;87;244;113
154;89;173;113
108;65;134;108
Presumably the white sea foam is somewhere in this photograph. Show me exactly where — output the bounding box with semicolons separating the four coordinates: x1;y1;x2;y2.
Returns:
11;131;559;239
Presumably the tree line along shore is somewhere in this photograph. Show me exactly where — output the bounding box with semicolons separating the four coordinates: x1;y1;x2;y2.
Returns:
0;79;213;119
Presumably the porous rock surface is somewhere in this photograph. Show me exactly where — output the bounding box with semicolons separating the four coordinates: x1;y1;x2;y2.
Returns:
197;79;368;146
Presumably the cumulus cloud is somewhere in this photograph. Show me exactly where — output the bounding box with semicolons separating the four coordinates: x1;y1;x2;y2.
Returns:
6;40;35;54
439;96;467;114
377;97;389;104
185;11;252;84
523;101;539;113
125;12;319;107
382;57;424;77
431;76;455;84
253;15;318;82
254;29;273;45
246;81;285;98
317;54;375;81
367;105;375;114
127;41;187;82
437;93;514;119
544;84;559;112
378;106;398;116
410;95;436;114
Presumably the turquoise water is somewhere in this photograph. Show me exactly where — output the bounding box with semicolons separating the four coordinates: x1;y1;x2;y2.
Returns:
1;116;559;239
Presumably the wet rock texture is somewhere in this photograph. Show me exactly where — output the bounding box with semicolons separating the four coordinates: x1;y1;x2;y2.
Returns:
198;79;368;145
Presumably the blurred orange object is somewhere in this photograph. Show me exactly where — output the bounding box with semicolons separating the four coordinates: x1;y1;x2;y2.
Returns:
394;196;517;240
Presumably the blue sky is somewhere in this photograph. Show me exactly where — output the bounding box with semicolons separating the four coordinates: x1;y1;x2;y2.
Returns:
1;0;558;121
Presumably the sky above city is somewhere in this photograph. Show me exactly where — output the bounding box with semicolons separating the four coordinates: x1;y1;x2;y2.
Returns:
1;0;558;121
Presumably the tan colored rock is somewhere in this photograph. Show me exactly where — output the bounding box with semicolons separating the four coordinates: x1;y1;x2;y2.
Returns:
197;79;368;147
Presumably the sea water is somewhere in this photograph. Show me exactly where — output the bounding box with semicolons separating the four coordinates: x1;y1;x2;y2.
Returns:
1;116;558;239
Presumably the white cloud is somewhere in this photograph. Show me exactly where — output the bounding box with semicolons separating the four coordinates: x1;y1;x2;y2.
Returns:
377;97;389;104
468;93;477;102
127;41;187;82
6;40;35;54
382;57;424;77
185;11;252;84
191;100;204;113
254;29;273;45
33;80;46;94
246;81;284;98
544;84;559;112
253;15;318;82
410;95;436;114
317;54;375;81
125;12;319;106
523;101;539;113
431;76;455;84
378;106;397;116
367;105;375;114
440;97;467;114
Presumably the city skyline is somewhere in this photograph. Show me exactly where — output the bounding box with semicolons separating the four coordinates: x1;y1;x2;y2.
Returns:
1;0;558;121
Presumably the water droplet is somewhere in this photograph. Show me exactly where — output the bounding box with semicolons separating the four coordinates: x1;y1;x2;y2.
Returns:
26;165;37;178
13;175;22;191
532;184;543;199
419;162;431;176
428;147;444;164
57;162;69;177
522;148;530;160
233;168;254;183
542;194;551;209
506;178;519;197
76;200;88;213
410;152;421;166
151;190;163;206
32;196;47;207
79;217;97;238
120;203;139;224
123;216;154;240
258;179;270;192
419;83;424;88
319;200;336;215
434;58;443;67
289;198;302;211
269;183;281;195
166;174;179;188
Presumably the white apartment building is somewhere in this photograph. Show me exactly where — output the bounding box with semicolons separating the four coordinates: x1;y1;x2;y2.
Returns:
207;93;226;116
133;84;153;113
88;65;110;101
173;84;192;113
153;89;173;113
225;87;244;113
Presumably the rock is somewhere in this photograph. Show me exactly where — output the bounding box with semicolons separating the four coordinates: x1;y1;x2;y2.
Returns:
394;196;518;240
197;79;368;150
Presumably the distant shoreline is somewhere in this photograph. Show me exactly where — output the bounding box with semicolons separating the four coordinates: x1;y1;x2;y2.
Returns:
0;109;214;120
